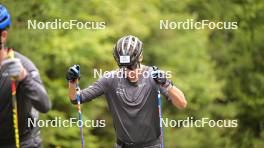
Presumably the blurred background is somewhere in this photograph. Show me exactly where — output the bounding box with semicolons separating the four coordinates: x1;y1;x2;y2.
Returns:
2;0;264;147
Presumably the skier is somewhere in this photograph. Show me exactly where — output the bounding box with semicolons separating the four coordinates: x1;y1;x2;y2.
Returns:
0;4;51;148
66;35;187;148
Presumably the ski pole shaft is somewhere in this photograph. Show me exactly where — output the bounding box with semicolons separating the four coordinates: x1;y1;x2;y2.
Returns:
76;79;85;148
157;90;164;148
8;50;20;148
11;80;20;148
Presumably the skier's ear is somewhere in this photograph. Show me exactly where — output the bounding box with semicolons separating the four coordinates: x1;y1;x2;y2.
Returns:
0;30;8;44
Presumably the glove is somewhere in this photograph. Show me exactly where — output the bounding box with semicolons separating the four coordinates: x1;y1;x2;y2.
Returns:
151;66;172;88
66;65;80;82
0;58;22;78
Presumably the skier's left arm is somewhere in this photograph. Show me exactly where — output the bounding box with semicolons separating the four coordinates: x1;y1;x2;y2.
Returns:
152;68;187;109
1;53;52;113
163;84;187;109
18;67;51;113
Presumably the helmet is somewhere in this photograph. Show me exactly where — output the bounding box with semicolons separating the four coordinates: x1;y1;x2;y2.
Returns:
113;35;143;69
0;5;11;30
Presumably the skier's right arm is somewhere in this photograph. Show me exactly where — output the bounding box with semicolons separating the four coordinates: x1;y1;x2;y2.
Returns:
66;65;107;104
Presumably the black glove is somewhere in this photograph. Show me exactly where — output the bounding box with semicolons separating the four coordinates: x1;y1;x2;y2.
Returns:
66;65;80;82
152;66;172;87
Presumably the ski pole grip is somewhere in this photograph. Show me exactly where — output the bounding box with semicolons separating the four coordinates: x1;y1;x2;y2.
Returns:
7;49;14;58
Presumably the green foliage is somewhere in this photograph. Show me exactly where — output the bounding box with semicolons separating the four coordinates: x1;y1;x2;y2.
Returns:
1;0;263;147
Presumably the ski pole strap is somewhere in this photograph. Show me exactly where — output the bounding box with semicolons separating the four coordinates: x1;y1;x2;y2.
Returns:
75;80;85;148
157;90;164;148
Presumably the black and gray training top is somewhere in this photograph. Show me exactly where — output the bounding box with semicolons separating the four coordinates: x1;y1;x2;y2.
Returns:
0;52;51;145
73;66;169;144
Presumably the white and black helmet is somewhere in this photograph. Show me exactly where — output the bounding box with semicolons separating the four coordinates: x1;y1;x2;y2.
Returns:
113;35;143;69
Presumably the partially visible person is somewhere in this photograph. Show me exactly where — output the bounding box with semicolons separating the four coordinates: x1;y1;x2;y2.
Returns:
0;4;51;148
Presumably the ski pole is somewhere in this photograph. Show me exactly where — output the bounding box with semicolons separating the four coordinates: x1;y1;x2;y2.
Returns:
11;79;20;148
157;89;164;148
76;79;85;148
8;50;20;148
